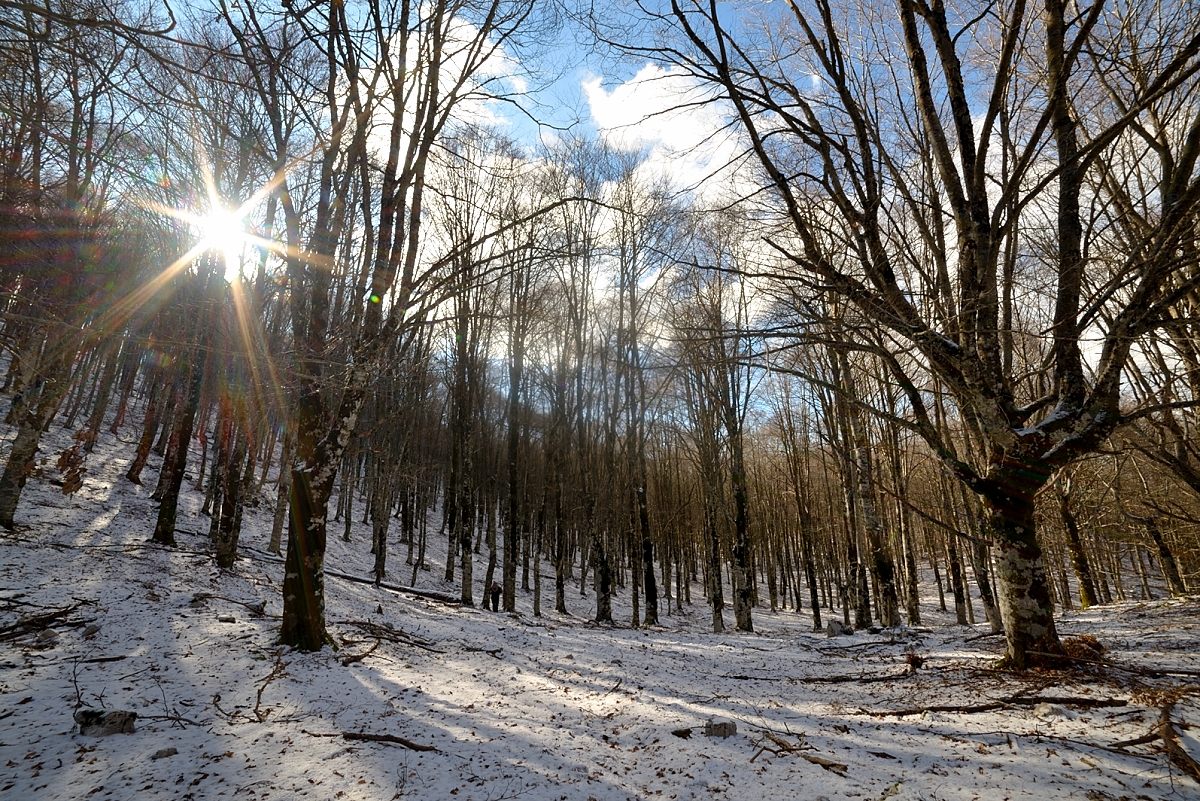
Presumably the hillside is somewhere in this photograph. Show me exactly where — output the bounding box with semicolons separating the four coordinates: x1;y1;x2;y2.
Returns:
1;433;1199;801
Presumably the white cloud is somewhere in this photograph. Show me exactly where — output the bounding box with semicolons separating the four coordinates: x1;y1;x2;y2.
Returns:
582;64;749;201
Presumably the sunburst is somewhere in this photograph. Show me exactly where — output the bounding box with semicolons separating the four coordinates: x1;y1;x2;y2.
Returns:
195;203;250;281
98;151;303;428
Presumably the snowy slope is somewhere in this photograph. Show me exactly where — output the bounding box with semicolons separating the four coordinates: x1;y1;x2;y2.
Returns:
2;429;1199;801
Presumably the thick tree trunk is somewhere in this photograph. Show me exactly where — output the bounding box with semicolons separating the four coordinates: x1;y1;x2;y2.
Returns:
504;365;522;613
857;476;899;627
482;487;497;605
458;486;475;606
945;534;969;625
901;519;922;625
554;517;568;614
370;471;390;585
553;482;568;615
126;379;164;485
108;347;140;435
82;341;120;451
280;358;358;650
533;497;544;617
281;463;333;651
987;491;1062;669
0;411;43;529
800;527;822;631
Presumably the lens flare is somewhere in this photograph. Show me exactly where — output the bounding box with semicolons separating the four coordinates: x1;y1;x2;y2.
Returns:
197;205;248;281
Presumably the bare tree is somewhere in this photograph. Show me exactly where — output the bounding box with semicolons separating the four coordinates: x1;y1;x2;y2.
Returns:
644;0;1200;667
217;0;541;649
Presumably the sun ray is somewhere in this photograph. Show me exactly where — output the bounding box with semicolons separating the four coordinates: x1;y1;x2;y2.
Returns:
92;143;320;382
229;278;291;430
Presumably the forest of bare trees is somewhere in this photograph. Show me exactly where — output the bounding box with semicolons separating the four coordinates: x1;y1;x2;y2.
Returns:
1;0;1198;673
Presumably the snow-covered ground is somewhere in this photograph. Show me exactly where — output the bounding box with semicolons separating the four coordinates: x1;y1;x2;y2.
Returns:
2;429;1199;801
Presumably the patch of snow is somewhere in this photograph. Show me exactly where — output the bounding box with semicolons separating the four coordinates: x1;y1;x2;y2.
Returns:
0;420;1197;800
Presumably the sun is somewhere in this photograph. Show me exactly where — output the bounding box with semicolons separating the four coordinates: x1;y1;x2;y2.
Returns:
196;204;248;281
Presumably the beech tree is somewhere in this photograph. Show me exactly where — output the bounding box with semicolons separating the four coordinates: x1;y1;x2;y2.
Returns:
646;0;1200;667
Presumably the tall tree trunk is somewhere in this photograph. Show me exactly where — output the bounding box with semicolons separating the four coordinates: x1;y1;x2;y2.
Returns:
593;539;613;624
632;486;654;628
1057;481;1098;609
81;340;120;451
856;442;899;627
152;324;207;547
503;340;523;612
126;376;164;485
482;484;497;606
268;435;292;555
215;431;247;569
1142;518;1187;596
371;463;391;585
281;460;334;650
987;485;1062;669
945;533;969;625
108;346;141;435
971;540;1003;634
705;499;724;634
729;439;754;632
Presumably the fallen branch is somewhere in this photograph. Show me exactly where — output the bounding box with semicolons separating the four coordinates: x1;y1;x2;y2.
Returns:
799;752;849;776
722;669;911;684
341;620;445;654
1160;690;1200;782
141;712;201;727
254;650;288;722
750;731;804;763
341;638;380;666
1110;662;1200;680
865;695;1129;718
1109;731;1161;749
0;602;86;641
244;548;461;606
750;731;847;775
462;645;503;659
800;670;912;685
301;728;437;752
189;592;268;618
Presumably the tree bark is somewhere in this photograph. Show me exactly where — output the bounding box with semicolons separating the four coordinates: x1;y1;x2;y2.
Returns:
987;489;1062;669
